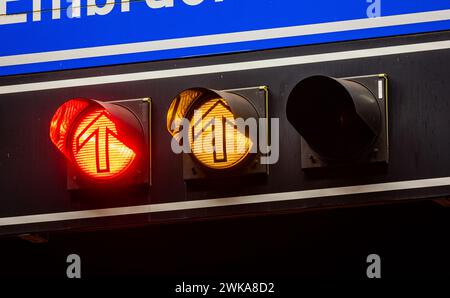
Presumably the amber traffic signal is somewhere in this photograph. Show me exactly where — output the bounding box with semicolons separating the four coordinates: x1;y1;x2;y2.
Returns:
167;87;268;180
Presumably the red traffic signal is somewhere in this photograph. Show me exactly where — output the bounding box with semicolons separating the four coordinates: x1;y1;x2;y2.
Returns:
50;98;147;187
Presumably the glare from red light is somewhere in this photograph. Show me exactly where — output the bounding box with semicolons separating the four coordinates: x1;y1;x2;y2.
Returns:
49;99;89;156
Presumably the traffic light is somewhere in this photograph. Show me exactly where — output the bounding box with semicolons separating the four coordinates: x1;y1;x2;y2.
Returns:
167;87;269;180
286;74;388;169
49;97;151;189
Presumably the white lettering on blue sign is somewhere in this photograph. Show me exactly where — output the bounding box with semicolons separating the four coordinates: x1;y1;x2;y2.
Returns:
0;0;224;25
0;0;27;24
0;0;450;76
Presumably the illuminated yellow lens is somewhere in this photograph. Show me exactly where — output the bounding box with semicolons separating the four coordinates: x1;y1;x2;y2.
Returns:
188;98;252;169
166;89;202;137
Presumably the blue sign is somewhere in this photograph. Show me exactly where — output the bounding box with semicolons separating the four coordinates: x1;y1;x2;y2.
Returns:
1;0;450;76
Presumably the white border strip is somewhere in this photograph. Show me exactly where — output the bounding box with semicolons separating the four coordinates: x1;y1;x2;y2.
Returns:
1;176;450;227
2;39;450;95
1;9;450;68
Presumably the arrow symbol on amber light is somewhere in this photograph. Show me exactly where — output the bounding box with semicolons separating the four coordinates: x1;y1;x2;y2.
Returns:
191;100;232;163
75;111;129;174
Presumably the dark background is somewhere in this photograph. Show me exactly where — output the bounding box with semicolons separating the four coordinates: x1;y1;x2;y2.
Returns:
1;200;448;282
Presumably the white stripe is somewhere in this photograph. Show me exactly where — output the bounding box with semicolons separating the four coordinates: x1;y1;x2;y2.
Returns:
1;176;449;227
1;9;450;68
1;40;450;95
378;79;383;99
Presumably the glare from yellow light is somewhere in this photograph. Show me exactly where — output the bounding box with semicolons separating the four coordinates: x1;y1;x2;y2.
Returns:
167;89;202;137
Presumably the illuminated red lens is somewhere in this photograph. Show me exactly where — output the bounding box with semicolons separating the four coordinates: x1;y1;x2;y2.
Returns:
50;99;141;182
50;99;89;156
71;108;136;180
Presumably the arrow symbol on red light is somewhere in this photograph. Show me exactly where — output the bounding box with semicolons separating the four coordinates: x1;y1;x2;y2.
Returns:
75;111;124;173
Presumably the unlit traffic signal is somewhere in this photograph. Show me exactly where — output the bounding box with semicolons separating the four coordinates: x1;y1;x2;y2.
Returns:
286;74;388;169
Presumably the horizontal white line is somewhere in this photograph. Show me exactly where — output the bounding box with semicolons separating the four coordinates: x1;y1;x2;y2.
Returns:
0;9;450;68
1;176;449;227
1;39;450;95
